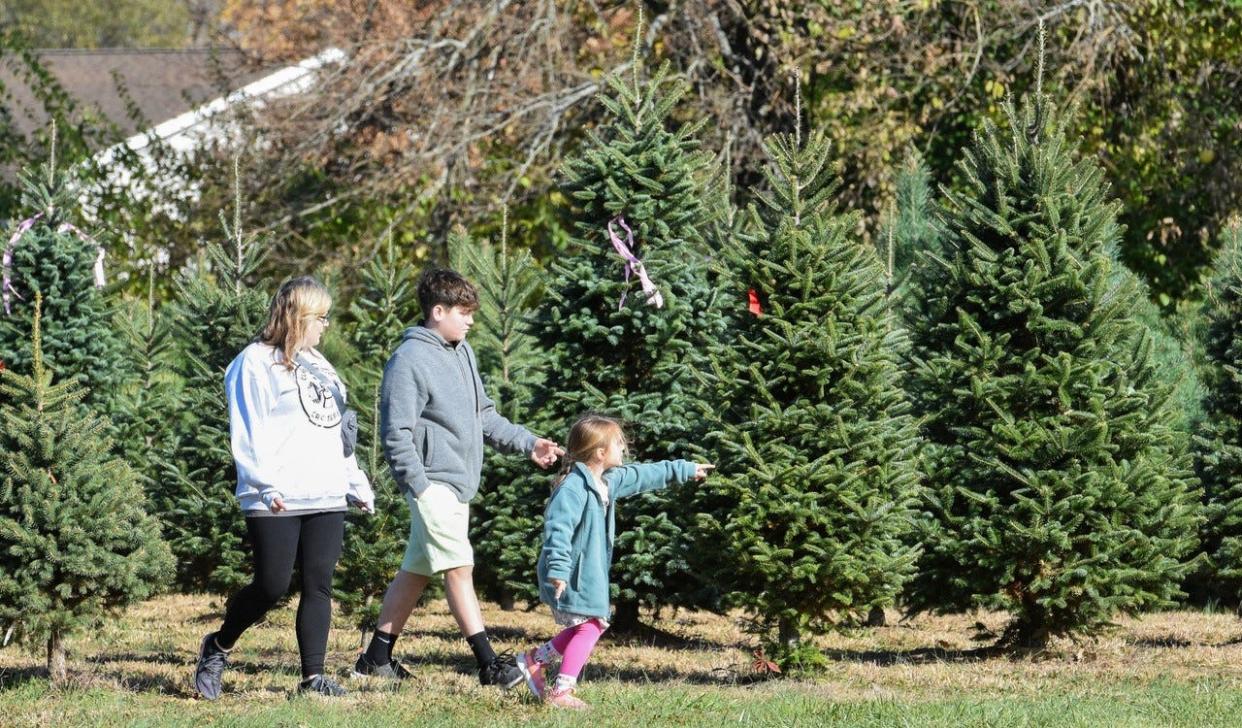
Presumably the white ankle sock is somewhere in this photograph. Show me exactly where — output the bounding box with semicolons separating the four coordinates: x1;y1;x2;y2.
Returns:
534;641;559;664
554;674;577;692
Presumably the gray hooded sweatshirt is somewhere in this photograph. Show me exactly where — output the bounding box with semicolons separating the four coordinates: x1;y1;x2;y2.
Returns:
380;325;536;502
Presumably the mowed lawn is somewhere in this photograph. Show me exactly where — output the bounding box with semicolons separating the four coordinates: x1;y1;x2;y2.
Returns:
3;594;1242;727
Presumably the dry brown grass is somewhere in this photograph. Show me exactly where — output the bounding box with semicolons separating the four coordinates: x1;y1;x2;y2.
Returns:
4;594;1242;705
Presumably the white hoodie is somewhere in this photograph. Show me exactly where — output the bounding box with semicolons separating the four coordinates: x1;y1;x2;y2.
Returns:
224;342;374;514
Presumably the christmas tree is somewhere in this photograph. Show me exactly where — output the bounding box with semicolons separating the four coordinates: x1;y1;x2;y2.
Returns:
877;151;944;318
1194;223;1242;604
333;234;421;631
904;85;1201;647
0;142;126;414
112;273;184;505
0;295;173;684
697;121;922;657
1126;280;1205;436
159;162;271;592
528;53;726;627
451;216;546;609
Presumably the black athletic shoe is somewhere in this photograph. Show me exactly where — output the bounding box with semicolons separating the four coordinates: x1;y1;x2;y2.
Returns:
478;652;522;689
352;653;412;680
193;632;229;701
298;674;348;698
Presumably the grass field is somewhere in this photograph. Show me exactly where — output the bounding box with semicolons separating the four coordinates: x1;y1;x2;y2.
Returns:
3;594;1242;727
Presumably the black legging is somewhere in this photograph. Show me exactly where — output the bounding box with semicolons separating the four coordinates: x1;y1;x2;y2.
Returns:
217;511;345;678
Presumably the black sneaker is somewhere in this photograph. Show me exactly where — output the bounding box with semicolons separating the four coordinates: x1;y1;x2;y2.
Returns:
298;674;348;698
193;632;229;701
352;653;412;680
479;652;522;689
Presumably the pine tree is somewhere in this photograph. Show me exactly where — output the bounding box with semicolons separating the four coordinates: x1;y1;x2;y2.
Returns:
528;56;727;628
877;151;944;316
0;146;126;414
905;88;1201;647
1194;223;1242;604
451;216;546;609
1125;280;1204;436
0;295;173;684
159;162;271;592
332;234;422;631
697;125;922;658
112;269;184;503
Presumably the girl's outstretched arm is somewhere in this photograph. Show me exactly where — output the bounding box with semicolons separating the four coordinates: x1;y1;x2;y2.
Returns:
609;460;700;500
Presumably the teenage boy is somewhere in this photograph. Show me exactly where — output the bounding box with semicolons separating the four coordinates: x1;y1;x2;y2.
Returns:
354;267;563;687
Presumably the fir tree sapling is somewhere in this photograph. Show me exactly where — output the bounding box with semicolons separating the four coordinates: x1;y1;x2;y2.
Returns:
451;215;546;609
159;160;271;592
1194;223;1242;605
0;138;126;416
698;117;922;657
529;52;727;628
905;81;1200;647
333;233;423;631
0;294;173;685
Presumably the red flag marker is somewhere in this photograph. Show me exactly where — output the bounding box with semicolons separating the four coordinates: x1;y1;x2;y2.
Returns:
747;288;763;316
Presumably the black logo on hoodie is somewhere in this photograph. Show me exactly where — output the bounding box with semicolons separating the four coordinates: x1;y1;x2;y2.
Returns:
295;364;342;428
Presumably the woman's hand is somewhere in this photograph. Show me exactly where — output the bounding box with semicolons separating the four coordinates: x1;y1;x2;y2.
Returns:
693;463;716;480
269;497;287;513
549;578;567;599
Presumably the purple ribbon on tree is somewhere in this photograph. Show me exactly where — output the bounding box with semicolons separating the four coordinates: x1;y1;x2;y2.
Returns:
607;216;663;311
2;214;106;315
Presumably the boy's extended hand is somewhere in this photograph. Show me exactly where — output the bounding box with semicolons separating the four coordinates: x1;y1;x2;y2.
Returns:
531;438;566;469
693;463;715;480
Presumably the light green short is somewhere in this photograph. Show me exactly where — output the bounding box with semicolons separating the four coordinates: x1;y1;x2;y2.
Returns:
401;482;474;577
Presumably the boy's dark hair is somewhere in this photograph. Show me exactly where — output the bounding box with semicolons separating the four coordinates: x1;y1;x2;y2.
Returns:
417;267;479;320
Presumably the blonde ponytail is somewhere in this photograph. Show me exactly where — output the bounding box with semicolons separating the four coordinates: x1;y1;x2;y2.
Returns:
551;413;626;490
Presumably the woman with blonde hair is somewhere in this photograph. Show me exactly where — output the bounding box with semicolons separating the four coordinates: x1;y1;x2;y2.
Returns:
194;275;374;700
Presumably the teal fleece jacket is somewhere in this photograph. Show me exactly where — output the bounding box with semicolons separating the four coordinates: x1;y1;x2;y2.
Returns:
537;460;697;620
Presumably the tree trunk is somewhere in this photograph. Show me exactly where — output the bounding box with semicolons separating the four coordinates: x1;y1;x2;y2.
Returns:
499;588;516;612
777;617;800;651
1001;597;1051;650
866;605;887;627
609;600;642;634
47;629;67;686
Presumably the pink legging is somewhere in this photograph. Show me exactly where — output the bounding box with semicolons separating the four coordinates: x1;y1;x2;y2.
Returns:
549;618;607;679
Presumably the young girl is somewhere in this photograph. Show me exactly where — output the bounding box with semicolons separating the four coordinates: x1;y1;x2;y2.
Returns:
515;414;713;709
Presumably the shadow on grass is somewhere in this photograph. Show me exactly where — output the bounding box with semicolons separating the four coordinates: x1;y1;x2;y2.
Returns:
86;651;294;678
1130;636;1202;649
408;620;731;654
86;651;185;668
822;644;1004;666
586;662;768;686
397;624;538;645
0;666;46;692
602;621;734;652
188;610;226;624
91;669;189;697
401;646;761;687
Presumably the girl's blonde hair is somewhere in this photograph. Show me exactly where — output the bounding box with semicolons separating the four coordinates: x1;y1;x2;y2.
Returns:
555;413;627;486
259;276;332;370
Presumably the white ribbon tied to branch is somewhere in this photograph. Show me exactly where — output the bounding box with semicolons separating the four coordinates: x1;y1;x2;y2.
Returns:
607;216;663;310
2;213;106;315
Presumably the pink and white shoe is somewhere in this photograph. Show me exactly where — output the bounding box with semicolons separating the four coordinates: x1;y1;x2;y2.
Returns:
545;685;589;710
515;649;546;699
